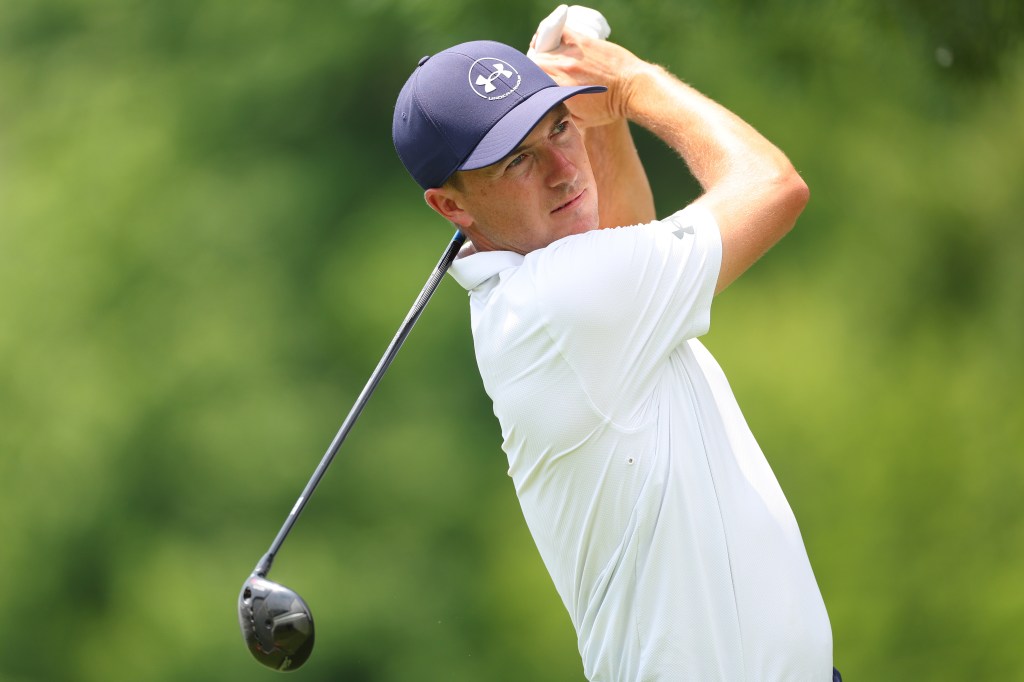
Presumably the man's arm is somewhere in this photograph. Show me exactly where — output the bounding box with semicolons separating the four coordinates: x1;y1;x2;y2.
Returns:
582;118;656;228
533;31;809;294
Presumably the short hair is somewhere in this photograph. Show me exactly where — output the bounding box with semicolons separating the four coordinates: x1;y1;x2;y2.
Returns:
443;172;464;192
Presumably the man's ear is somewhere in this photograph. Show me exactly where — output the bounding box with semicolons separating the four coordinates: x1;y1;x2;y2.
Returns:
424;187;473;229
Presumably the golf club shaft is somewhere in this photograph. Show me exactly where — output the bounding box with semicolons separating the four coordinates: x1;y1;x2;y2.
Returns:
254;230;466;578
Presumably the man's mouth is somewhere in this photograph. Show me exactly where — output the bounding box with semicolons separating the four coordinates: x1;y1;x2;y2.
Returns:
552;188;586;214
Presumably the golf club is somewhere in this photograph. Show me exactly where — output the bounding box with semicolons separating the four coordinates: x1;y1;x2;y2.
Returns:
238;230;466;671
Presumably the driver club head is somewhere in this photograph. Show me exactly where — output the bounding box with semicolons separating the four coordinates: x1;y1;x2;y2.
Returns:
238;574;315;671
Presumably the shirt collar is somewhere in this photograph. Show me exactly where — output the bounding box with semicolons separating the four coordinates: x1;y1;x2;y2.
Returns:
448;244;524;291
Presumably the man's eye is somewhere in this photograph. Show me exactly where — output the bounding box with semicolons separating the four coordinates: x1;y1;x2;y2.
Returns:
553;120;570;135
507;154;526;170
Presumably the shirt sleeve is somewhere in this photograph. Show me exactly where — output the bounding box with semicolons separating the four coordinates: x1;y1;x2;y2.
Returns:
527;204;722;423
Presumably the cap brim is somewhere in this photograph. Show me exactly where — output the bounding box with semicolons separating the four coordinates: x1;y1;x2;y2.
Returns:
458;84;607;172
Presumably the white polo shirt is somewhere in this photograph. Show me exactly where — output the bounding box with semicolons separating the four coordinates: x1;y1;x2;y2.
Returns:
449;205;832;681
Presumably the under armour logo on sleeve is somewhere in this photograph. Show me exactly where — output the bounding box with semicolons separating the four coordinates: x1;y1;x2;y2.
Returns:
668;220;696;240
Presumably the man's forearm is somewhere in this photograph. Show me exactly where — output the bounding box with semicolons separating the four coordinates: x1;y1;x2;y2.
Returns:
584;118;655;228
621;64;795;194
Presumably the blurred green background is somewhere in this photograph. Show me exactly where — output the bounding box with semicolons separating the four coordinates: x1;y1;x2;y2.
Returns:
2;1;1021;680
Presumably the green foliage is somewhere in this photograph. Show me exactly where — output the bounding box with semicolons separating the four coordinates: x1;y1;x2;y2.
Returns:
1;1;1021;680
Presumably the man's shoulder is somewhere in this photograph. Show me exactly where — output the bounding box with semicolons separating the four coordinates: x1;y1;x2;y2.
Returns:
532;205;718;267
455;204;719;303
526;207;713;291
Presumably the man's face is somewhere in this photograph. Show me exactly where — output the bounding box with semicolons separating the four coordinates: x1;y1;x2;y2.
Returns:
428;104;600;254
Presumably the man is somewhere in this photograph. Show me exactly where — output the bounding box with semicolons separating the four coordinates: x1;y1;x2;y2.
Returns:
392;23;837;682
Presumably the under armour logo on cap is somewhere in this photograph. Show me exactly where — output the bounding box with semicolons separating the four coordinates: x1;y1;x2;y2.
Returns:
392;40;606;190
470;58;521;99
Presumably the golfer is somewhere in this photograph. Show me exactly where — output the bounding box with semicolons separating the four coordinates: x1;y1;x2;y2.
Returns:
393;25;837;682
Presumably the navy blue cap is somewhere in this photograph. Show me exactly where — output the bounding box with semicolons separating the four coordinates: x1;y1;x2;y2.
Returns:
393;40;606;190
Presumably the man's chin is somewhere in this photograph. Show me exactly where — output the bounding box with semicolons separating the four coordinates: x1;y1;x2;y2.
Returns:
555;198;599;233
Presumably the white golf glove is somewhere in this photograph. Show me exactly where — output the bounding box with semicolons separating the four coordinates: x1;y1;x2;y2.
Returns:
528;4;611;56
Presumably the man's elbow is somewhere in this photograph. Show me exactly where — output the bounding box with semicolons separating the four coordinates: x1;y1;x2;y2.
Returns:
771;167;809;237
785;167;809;213
788;170;810;214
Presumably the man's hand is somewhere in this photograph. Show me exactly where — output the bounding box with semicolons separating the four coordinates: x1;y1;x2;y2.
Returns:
530;30;645;130
528;4;610;54
527;5;629;130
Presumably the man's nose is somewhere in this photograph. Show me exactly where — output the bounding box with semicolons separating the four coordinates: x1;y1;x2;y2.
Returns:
546;148;578;188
